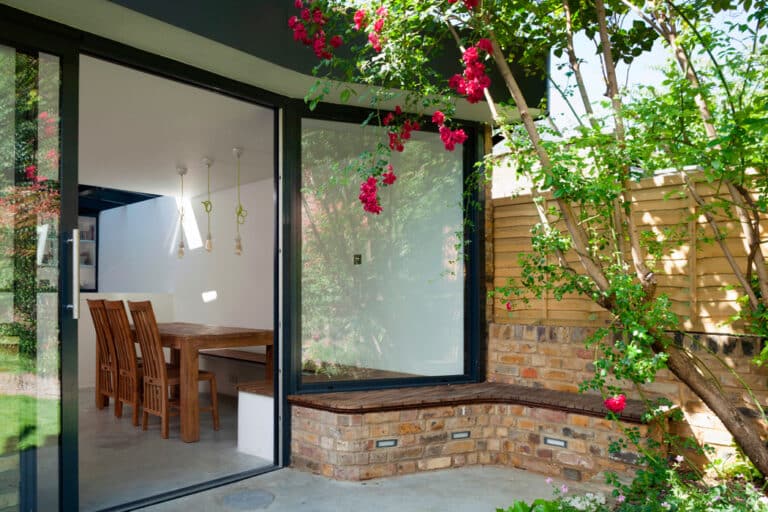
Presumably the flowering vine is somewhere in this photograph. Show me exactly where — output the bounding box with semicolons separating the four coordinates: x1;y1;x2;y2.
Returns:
448;39;492;104
288;1;343;60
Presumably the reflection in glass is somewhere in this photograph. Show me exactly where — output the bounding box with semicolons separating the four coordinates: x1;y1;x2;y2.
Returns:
301;118;464;382
0;45;61;510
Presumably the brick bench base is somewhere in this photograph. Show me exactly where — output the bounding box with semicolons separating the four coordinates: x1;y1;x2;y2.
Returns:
288;383;652;483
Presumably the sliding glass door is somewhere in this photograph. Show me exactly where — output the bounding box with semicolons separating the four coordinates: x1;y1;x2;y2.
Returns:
0;34;79;511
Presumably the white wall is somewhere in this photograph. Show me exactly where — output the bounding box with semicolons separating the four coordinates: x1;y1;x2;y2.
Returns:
98;178;274;329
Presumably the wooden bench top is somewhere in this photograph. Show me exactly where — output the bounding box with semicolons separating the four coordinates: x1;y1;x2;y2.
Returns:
237;380;274;396
200;348;267;364
288;382;645;423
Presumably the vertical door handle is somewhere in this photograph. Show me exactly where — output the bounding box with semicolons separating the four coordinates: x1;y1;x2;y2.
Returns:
67;229;80;319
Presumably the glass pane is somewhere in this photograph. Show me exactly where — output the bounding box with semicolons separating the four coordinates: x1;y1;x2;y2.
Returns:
301;118;464;383
0;45;61;511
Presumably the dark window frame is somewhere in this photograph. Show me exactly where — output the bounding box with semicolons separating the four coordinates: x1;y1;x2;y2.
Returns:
286;102;485;395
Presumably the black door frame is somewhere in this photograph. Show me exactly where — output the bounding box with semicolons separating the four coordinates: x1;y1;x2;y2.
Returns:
0;4;290;511
0;14;81;511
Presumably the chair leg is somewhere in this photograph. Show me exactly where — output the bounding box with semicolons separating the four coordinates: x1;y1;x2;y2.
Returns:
132;400;139;427
161;405;169;439
115;396;123;418
209;376;220;431
142;410;149;431
95;371;105;409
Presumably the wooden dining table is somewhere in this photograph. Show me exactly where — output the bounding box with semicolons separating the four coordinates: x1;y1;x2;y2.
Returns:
155;322;273;443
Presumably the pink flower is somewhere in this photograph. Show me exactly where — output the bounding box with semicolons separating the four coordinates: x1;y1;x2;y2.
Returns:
353;9;367;30
301;8;311;21
25;165;37;179
312;8;324;25
432;110;445;125
439;126;467;151
382;169;396;185
359;176;382;214
545;477;553;485
373;17;385;33
294;0;303;7
329;35;343;48
616;495;626;504
604;394;627;414
375;6;388;16
288;16;299;28
38;111;49;120
505;302;512;311
462;46;479;65
476;38;493;54
560;484;568;494
368;32;382;52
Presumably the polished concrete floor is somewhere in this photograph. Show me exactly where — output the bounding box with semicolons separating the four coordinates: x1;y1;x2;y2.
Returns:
78;388;272;512
141;466;590;512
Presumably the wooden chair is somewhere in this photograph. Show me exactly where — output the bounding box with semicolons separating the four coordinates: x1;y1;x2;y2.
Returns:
128;300;219;439
87;299;117;411
104;300;143;426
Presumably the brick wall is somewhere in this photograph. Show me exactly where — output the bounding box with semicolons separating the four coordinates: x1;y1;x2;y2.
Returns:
291;402;648;483
487;323;768;459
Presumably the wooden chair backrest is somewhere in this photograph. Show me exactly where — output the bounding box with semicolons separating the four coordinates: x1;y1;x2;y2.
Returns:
127;301;166;383
104;300;138;376
87;299;115;368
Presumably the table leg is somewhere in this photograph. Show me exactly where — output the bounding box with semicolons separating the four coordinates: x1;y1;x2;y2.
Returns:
170;348;180;399
265;345;274;381
179;345;200;443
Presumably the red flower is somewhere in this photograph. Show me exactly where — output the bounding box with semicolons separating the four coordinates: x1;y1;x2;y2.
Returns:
301;8;311;21
368;32;382;52
38;111;49;120
353;9;367;30
329;35;343;48
359;176;382;214
394;105;402;115
439;125;467;151
312;8;324;25
25;165;37;179
382;112;394;126
476;38;493;54
463;0;479;9
373;17;385;33
505;301;512;311
432;110;445;125
382;169;396;185
462;46;479;65
604;395;627;414
294;0;303;7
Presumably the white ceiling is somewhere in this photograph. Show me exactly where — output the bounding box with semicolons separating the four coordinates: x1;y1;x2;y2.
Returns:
78;55;274;198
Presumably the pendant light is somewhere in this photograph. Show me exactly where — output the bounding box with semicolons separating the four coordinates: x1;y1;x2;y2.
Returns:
177;166;188;259
202;157;214;252
233;147;247;255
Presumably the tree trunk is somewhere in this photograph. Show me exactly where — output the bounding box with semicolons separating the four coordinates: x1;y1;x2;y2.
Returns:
663;343;768;476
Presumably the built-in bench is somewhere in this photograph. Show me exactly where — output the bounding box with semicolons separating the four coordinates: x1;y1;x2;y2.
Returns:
236;380;275;459
200;348;267;365
288;382;661;483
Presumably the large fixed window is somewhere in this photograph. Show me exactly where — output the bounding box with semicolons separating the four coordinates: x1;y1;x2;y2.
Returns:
300;117;466;384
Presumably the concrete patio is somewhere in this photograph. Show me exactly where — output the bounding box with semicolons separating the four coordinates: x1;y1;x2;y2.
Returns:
141;465;605;512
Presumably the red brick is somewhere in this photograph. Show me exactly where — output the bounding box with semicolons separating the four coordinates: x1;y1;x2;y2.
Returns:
521;367;538;379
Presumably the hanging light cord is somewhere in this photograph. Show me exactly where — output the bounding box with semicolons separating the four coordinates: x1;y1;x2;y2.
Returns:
202;161;213;234
235;153;247;234
179;172;185;221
